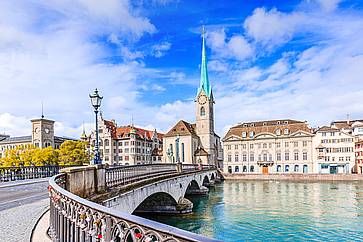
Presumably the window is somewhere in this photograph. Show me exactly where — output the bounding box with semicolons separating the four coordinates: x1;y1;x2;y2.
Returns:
200;106;205;116
285;165;289;172
263;153;267;161
303;165;308;173
235;166;239;173
269;154;272;161
242;144;246;149
346;156;350;161
294;152;299;161
294;142;298;147
235;145;238;149
119;141;123;146
228;166;232;174
331;132;335;136
181;143;185;163
250;144;254;149
243;166;247;172
284;129;289;135
125;156;129;161
119;156;123;161
276;142;281;148
303;152;307;160
249;131;254;138
250;153;254;162
242;132;247;138
303;141;307;147
277;153;281;161
285;142;289;148
250;166;254;172
277;165;282;172
125;141;129;146
322;132;326;137
243;153;247;162
294;165;299;172
227;145;231;150
228;154;232;162
285;152;289;161
263;143;267;149
235;154;239;162
99;139;103;146
269;143;272;148
276;129;281;135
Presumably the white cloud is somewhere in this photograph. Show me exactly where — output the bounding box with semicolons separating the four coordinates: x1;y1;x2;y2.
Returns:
207;29;254;61
151;42;172;58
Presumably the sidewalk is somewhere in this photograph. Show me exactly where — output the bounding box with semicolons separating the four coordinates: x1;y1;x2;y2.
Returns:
31;209;51;242
0;177;49;188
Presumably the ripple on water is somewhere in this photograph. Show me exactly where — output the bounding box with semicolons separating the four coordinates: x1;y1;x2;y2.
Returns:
141;181;363;242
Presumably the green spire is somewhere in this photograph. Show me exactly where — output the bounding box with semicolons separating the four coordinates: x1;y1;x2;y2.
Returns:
198;26;211;98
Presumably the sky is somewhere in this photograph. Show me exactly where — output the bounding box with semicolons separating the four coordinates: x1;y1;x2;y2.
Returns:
0;0;363;138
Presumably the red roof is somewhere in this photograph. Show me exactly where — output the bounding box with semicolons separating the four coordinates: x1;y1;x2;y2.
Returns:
116;125;163;141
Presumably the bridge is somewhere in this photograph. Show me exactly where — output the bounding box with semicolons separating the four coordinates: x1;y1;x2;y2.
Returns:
48;163;221;242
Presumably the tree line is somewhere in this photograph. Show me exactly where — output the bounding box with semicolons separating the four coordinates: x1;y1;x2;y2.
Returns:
0;140;91;167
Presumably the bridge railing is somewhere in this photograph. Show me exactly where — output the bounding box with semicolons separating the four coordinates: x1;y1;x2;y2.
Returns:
105;163;215;188
49;165;219;242
0;165;77;182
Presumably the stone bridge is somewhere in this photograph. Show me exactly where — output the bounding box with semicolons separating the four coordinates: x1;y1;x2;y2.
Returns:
103;169;217;214
48;163;221;242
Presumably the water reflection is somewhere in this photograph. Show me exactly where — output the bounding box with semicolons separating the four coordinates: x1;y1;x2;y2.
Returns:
141;181;363;241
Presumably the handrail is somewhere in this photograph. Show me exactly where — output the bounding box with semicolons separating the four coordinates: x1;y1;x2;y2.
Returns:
48;165;219;242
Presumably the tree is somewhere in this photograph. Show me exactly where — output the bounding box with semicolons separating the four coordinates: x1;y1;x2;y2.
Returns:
58;140;90;166
32;146;59;166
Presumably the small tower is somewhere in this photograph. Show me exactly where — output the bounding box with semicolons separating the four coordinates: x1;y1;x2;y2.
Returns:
195;26;215;164
80;123;88;141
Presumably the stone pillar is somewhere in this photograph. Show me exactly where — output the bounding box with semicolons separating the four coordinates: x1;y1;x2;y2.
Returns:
176;162;183;173
185;185;209;195
61;165;106;198
176;197;193;213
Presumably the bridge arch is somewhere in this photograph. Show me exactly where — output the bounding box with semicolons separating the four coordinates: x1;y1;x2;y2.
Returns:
133;192;178;214
202;175;210;186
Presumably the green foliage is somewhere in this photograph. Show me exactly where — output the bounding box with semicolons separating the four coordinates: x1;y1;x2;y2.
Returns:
0;140;90;167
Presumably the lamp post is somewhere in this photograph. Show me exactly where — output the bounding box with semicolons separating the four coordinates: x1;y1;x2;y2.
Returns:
89;88;103;165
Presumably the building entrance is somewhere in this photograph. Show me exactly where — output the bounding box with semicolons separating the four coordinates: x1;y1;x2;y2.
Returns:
262;166;269;175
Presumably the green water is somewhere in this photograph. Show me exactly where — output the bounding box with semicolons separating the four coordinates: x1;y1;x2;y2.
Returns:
142;180;363;241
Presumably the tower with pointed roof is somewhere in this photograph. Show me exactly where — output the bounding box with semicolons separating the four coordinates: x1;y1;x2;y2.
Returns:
195;26;215;164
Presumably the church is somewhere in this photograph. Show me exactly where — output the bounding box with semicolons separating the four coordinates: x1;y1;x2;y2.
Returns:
162;30;223;167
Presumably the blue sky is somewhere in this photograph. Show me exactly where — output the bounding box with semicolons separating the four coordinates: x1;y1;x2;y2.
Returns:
0;0;363;138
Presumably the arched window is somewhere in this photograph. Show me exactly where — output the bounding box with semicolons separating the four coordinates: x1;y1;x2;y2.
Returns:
294;165;299;172
235;166;239;173
303;165;308;173
200;106;205;116
250;165;254;172
277;165;281;172
243;166;247;172
228;166;232;173
99;139;103;146
285;165;289;172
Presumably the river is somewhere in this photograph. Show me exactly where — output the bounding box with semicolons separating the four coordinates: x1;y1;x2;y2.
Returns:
141;180;363;241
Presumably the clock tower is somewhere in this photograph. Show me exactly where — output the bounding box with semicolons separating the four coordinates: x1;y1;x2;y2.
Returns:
31;117;55;148
195;27;215;164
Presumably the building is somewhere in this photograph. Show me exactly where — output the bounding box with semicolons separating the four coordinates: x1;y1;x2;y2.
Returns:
0;116;76;159
355;140;363;174
222;119;314;174
162;30;223;167
86;116;163;165
312;125;355;174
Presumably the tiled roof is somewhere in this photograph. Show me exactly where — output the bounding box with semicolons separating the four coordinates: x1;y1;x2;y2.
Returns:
103;119;117;138
224;119;312;140
116;125;163;142
315;126;340;132
164;120;198;137
0;136;32;144
151;147;163;156
332;120;363;129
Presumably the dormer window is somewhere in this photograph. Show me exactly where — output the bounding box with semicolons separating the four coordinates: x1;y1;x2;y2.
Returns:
277;121;280;125
242;132;247;138
284;128;289;135
284;121;289;124
250;123;255;127
243;124;247;127
263;122;267;126
276;129;281;135
249;131;254;138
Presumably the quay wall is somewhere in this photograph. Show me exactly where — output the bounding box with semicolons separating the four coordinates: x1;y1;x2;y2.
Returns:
222;173;363;181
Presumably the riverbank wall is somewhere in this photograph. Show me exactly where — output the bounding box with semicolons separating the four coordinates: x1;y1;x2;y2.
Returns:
222;173;363;181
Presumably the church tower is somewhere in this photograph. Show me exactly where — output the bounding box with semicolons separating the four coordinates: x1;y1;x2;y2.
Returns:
195;27;215;163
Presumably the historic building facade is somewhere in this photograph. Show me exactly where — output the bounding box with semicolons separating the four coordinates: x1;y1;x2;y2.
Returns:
356;140;363;174
85;116;163;165
223;120;314;174
163;30;223;167
0;116;75;159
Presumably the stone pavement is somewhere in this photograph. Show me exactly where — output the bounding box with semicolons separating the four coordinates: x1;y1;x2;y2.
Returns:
0;198;49;242
31;210;51;242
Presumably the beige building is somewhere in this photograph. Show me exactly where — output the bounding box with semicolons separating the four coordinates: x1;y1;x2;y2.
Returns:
162;30;223;167
0;116;75;159
356;140;363;174
223;119;314;174
86;116;163;165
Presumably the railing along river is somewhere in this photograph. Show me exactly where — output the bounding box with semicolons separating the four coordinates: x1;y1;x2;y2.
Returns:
0;165;78;182
48;163;219;242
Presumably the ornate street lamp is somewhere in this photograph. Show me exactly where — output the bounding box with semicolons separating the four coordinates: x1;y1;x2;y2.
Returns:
89;88;103;165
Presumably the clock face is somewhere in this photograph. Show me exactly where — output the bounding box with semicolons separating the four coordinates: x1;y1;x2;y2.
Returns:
198;95;207;105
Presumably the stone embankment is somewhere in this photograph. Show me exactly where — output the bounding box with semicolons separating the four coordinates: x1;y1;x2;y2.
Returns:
222;173;363;181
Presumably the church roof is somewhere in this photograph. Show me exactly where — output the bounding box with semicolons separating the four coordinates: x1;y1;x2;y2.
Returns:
197;27;212;98
164;120;198;137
